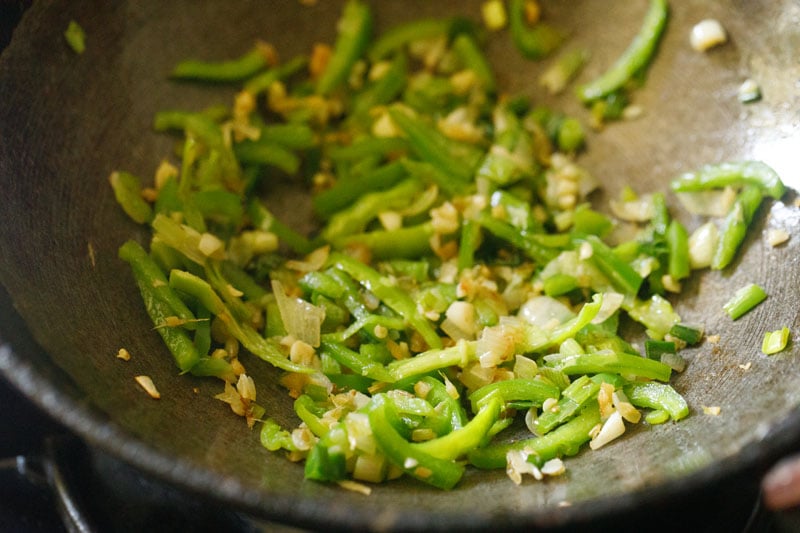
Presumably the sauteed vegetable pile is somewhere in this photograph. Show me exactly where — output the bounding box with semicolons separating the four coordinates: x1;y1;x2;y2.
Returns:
109;0;786;491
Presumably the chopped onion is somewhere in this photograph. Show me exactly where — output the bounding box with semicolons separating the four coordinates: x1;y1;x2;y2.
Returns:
135;375;161;399
540;458;566;476
271;280;325;347
767;228;790;247
591;292;624;324
513;355;539;379
738;79;762;103
589;410;625;450
506;449;541;484
675;187;736;217
445;301;478;336
285;245;330;273
610;193;655;222
518;295;575;329
690;19;728;51
688;221;720;269
476;324;516;367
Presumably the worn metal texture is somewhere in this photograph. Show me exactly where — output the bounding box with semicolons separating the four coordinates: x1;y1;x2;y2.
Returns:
0;1;798;530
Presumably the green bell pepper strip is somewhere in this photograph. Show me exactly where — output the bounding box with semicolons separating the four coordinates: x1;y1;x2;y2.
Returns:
457;218;482;272
119;242;201;372
330;252;443;350
244;55;308;95
644;339;676;360
571;204;613;238
119;240;197;327
109;171;153;224
319;340;395;382
327;136;408;162
203;262;257;324
247;199;315;255
553;351;672;382
313;160;407;218
320;178;423;242
477;213;558;265
557;117;585;152
722;283;767;320
623;381;689;420
669;160;785;200
233;138;300;175
304;425;349;482
763;327;791;355
294;394;332;438
191;189;244;229
577;0;669;102
388;341;473;381
333;223;436;261
535;375;601;434
413;396;502;460
468;403;601;469
168;269;312;373
219;261;268;302
324;268;374;322
666;219;690;280
261;419;298;452
191;304;212;356
171;47;269;83
490;190;540;232
415;375;468;431
350;52;408;119
300;270;346;300
668;323;704;345
712;185;764;270
508;0;564;60
64;20;86;54
468;379;560;413
400;159;473;197
368;395;465;490
189;356;236;382
388;107;481;183
543;273;579;297
316;0;373;96
523;293;603;353
368;17;453;62
257;123;317;150
579;235;644;296
540;48;588;94
452;33;495;92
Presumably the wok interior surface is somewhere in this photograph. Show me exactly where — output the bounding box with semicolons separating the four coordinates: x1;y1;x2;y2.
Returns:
1;0;799;530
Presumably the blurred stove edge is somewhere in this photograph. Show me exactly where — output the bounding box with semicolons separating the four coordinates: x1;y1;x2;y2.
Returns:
0;0;31;53
0;375;308;533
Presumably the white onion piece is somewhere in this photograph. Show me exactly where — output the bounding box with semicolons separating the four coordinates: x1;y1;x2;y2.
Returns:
591;292;624;324
589;410;625;450
675;188;736;217
271;280;325;347
690;19;728;52
518;295;575;329
688;221;720;269
610;194;655;222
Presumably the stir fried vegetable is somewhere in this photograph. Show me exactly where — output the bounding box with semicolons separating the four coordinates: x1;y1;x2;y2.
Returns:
111;0;787;490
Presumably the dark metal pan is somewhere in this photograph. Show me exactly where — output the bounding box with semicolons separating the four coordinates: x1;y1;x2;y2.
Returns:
1;1;799;530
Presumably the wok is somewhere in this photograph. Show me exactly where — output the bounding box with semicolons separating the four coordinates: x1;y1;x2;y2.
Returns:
1;0;799;530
